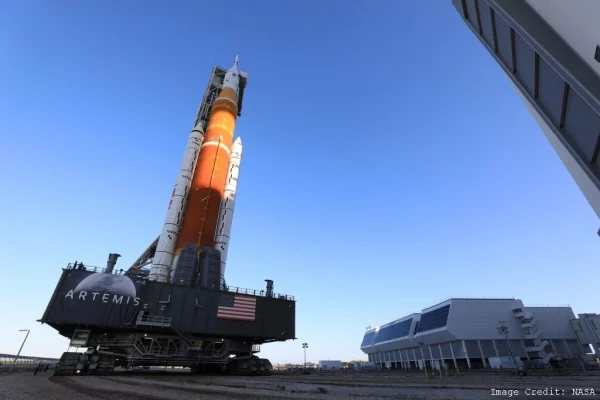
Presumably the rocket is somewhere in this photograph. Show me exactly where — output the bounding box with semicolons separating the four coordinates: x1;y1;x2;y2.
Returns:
149;56;243;283
214;137;243;285
149;124;203;282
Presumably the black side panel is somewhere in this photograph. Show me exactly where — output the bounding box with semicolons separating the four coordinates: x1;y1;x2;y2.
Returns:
41;269;295;340
41;270;144;326
173;244;199;286
199;247;221;289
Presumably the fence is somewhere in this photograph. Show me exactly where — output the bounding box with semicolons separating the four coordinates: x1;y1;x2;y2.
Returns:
66;264;295;300
0;353;59;373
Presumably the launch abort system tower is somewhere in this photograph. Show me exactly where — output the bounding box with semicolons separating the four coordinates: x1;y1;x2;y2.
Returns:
38;59;296;376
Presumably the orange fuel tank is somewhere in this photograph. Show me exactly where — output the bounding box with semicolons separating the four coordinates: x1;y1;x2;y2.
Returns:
174;58;241;265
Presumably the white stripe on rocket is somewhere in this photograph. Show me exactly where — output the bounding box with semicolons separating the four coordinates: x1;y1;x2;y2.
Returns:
214;136;243;286
200;140;232;154
149;123;204;282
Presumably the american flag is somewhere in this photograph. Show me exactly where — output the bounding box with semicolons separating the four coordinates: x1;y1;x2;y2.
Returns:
217;293;256;321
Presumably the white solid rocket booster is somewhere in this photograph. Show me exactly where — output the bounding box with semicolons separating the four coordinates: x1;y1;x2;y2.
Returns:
149;123;204;282
214;136;243;285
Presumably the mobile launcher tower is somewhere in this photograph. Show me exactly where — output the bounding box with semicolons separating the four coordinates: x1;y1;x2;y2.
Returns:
39;57;296;376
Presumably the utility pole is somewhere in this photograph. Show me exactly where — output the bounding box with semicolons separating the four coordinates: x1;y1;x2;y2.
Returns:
302;343;308;371
497;321;519;373
10;329;30;373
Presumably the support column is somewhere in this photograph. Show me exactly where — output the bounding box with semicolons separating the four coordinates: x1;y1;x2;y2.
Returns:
521;340;531;360
449;342;458;370
413;348;420;370
477;340;487;368
429;345;437;370
462;340;471;369
549;339;558;354
405;349;410;369
564;339;573;357
439;344;444;369
393;350;398;368
492;340;499;357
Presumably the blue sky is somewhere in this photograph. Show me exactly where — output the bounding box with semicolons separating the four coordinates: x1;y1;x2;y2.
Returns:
1;0;598;364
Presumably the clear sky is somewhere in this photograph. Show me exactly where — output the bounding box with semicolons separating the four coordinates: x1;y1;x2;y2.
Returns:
1;0;599;365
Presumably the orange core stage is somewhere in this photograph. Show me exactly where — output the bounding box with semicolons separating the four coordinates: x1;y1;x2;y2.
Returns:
175;86;239;255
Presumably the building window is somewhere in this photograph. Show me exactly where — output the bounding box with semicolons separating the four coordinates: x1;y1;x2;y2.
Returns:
374;319;413;343
415;305;451;334
361;331;375;347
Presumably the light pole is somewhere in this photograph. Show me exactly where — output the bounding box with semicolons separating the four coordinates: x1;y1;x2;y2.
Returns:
302;343;308;371
10;329;30;373
497;321;518;373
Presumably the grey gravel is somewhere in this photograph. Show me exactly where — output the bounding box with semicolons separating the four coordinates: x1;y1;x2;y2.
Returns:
1;370;599;399
0;372;96;400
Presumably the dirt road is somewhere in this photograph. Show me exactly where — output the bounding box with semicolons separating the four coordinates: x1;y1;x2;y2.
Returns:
1;370;598;399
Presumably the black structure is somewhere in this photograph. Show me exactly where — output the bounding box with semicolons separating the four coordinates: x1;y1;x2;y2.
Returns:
39;255;295;375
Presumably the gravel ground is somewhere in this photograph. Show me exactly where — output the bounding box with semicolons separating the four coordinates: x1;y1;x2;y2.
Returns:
0;372;97;400
1;370;598;399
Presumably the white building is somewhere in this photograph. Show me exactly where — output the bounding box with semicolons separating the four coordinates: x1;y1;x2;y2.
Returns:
571;314;600;358
318;360;342;370
451;0;600;222
360;298;592;369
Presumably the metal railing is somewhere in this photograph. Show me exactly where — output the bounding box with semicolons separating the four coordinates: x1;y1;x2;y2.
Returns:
224;285;294;301
137;314;172;327
66;263;126;275
65;263;295;300
96;338;136;346
0;354;60;372
527;304;571;308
